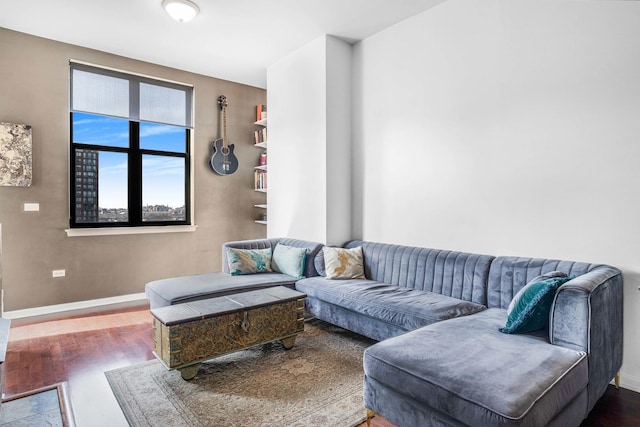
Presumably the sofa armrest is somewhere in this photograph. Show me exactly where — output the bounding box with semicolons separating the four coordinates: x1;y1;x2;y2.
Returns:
549;265;623;412
549;266;622;351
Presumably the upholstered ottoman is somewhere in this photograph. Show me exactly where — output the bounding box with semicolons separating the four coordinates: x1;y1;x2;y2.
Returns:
145;271;300;309
363;309;588;427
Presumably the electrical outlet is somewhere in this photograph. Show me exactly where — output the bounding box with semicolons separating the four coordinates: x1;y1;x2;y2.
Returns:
52;269;66;278
24;203;40;212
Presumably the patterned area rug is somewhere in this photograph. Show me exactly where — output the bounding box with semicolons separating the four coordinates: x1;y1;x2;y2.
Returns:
105;319;375;427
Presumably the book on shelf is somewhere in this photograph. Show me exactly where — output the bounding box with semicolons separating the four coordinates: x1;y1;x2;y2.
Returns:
256;104;267;122
254;170;267;190
253;127;267;144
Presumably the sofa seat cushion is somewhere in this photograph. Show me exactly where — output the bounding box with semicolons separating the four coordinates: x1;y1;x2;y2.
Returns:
363;309;588;426
295;277;486;331
145;272;297;309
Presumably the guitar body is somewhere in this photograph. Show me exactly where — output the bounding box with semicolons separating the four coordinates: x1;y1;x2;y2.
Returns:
210;137;238;175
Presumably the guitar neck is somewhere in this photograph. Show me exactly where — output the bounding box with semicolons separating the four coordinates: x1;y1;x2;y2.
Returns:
218;94;228;149
223;105;227;148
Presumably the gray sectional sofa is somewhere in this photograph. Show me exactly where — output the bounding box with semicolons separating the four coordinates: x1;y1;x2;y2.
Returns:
144;237;623;427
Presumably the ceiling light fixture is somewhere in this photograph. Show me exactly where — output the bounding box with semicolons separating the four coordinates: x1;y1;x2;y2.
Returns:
162;0;200;23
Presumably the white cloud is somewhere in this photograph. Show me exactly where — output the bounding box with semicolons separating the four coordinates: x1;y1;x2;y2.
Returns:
140;124;183;138
100;161;128;176
142;156;184;176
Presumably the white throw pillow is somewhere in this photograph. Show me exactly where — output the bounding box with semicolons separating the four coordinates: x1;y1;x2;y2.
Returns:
271;243;308;279
323;246;366;280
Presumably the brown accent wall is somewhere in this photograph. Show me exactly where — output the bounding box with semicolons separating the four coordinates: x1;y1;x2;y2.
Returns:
0;28;266;311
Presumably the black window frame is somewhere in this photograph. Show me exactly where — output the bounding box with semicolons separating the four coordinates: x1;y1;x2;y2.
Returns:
69;63;192;229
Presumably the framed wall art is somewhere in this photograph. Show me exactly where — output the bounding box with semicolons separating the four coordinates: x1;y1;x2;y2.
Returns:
0;122;32;187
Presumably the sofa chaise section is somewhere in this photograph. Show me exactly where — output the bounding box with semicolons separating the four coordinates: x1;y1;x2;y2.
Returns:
362;253;623;427
488;256;623;415
145;237;322;309
364;309;588;426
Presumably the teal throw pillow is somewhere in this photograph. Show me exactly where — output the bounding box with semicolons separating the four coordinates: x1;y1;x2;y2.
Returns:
500;275;573;334
271;244;308;279
507;271;568;315
226;247;272;276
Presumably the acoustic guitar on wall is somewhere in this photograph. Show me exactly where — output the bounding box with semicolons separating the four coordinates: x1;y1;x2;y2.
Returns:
210;95;239;175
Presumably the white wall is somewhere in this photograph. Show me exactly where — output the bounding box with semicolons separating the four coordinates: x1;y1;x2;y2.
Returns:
325;36;352;245
353;0;640;391
267;35;351;244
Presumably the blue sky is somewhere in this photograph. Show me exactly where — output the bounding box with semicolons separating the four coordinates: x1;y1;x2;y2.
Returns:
73;112;186;208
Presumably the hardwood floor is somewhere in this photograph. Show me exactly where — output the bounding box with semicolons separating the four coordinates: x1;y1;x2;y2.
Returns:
4;304;155;426
3;304;639;426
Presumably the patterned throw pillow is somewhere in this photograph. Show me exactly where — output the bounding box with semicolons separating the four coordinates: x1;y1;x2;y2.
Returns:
226;247;272;276
271;244;308;279
500;275;573;334
323;246;366;280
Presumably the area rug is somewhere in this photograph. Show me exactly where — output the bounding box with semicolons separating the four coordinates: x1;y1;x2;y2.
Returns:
0;382;75;426
105;319;376;427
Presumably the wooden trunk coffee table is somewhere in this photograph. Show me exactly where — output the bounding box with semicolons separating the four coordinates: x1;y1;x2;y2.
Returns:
151;286;306;380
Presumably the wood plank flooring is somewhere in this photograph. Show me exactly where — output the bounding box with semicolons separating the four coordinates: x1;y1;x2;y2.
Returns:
3;304;639;426
4;306;154;396
3;305;154;426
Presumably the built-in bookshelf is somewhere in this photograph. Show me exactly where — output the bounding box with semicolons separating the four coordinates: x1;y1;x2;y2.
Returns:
254;202;267;225
254;168;267;191
254;104;267;224
254;119;267;145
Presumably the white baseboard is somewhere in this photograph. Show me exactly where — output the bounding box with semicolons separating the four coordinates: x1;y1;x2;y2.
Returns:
619;371;640;393
3;293;147;320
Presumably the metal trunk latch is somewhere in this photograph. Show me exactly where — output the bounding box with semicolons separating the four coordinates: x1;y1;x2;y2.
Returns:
240;311;250;332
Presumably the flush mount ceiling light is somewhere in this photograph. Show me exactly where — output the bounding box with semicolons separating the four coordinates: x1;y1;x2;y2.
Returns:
162;0;200;23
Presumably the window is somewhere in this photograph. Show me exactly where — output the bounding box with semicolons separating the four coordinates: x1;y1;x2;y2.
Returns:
69;62;192;228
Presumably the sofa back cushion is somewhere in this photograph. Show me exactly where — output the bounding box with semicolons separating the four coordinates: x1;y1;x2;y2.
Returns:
487;256;600;309
344;240;494;306
223;238;323;278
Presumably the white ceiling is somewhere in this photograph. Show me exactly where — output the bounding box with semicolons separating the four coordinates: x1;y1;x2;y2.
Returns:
0;0;446;88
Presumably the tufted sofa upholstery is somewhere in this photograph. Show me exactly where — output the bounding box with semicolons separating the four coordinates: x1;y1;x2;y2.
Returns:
297;241;494;340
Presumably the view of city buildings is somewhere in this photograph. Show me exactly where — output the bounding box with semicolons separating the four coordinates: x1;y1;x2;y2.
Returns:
99;205;186;222
141;205;186;222
74;149;99;223
74;148;185;223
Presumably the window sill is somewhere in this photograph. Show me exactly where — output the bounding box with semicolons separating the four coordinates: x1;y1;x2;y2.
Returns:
65;225;197;237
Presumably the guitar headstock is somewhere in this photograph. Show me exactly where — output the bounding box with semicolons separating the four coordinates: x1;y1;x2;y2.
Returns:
218;95;228;110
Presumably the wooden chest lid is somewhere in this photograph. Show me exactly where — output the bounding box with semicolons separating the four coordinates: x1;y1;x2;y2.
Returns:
151;286;305;326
